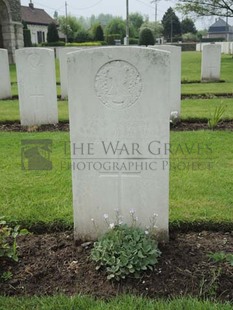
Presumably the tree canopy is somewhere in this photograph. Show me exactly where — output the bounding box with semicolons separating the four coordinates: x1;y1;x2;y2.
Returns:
139;28;155;46
58;15;83;42
104;17;126;40
181;18;197;34
162;8;181;41
47;22;59;43
176;0;233;17
140;21;163;39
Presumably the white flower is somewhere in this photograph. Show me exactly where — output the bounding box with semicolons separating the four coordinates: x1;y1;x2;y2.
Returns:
145;230;149;235
109;223;115;229
91;218;94;222
153;213;158;218
103;214;109;219
129;208;135;214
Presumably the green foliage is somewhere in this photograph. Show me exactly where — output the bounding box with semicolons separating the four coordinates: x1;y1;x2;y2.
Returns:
129;38;139;45
47;22;59;43
129;12;144;37
104;17;126;41
23;29;32;47
75;29;90;43
181;18;197;34
182;32;197;42
66;42;103;47
208;103;226;130
89;13;114;28
196;29;208;41
105;34;122;45
1;295;233;310
140;21;163;39
0;217;28;263
22;21;32;47
92;24;104;41
139;28;155;46
162;7;181;41
176;0;233;17
1;271;13;282
199;267;222;298
58;15;83;42
91;224;161;281
42;41;65;47
208;252;233;266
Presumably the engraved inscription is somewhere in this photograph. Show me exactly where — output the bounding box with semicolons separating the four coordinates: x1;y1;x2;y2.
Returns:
95;60;142;110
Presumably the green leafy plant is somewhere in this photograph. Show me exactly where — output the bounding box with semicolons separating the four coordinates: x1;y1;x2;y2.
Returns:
1;271;13;282
208;103;226;130
208;251;233;266
91;224;161;281
0;217;28;263
199;267;222;298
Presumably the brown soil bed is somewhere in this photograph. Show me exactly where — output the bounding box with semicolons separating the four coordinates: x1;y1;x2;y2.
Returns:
1;231;232;301
0;121;233;132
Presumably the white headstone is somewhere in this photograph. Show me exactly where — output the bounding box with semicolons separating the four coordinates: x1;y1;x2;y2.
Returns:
201;44;221;81
16;48;58;126
196;43;201;52
0;49;11;99
150;45;181;116
68;47;170;241
59;47;80;99
222;42;230;54
230;42;233;55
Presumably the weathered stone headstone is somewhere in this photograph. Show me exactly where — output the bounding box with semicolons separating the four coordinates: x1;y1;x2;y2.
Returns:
67;47;170;241
0;49;11;99
59;47;80;99
150;45;181;116
201;44;221;81
16;48;58;126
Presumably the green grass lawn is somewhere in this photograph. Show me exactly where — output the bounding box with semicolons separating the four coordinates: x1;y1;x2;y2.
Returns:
181;98;233;120
7;52;233;97
0;295;232;310
0;100;69;122
1;98;232;122
0;131;232;226
182;52;233;95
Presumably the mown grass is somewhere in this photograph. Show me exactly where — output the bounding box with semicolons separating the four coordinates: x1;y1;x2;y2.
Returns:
181;98;233;120
0;100;69;122
182;52;233;95
0;131;232;226
0;295;232;310
1;98;232;122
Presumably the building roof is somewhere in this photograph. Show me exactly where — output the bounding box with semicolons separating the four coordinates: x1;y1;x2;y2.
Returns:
21;4;55;26
208;18;233;33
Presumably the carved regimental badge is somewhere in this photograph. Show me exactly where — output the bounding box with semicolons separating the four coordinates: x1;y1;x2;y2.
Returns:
95;60;142;110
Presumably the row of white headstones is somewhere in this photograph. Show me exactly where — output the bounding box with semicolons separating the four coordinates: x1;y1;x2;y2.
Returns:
0;44;222;241
0;44;222;123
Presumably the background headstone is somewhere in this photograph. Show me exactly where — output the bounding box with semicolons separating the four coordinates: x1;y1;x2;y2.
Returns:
68;47;170;241
0;49;11;99
16;48;58;126
201;44;221;81
59;47;80;99
150;45;181;116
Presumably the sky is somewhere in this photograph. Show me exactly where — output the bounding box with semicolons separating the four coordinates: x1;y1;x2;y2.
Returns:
20;0;218;30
